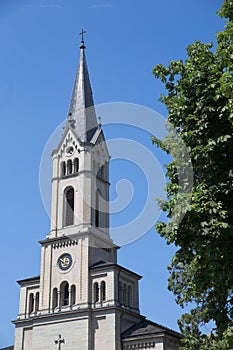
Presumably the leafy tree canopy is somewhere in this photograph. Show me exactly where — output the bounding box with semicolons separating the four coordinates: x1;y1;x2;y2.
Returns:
153;1;233;348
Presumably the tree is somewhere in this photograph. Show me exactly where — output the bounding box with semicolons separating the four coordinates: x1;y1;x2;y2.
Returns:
152;1;233;348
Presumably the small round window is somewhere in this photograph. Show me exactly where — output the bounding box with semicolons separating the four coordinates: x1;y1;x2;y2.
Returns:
66;146;74;156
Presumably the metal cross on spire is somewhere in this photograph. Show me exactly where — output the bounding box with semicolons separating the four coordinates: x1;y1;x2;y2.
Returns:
54;334;65;350
79;28;86;48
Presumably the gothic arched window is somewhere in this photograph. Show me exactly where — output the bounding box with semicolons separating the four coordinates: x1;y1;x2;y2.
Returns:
35;292;39;312
74;158;79;173
28;293;34;314
61;161;66;176
60;281;69;306
52;288;58;310
94;282;99;303
67;159;73;175
100;281;106;302
71;285;76;305
64;186;74;227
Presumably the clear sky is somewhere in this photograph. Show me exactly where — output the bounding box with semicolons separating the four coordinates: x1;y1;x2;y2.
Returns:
0;0;224;347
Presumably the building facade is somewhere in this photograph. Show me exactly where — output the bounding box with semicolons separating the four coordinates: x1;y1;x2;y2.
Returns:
12;38;182;350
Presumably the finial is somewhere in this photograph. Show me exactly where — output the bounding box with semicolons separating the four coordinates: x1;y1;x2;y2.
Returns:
79;28;86;49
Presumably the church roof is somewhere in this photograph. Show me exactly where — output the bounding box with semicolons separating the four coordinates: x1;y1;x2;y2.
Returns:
122;319;182;340
17;275;40;285
0;346;14;350
90;261;142;279
65;39;98;143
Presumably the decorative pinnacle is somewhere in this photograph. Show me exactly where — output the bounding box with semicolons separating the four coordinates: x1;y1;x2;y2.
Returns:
98;116;102;128
79;28;86;49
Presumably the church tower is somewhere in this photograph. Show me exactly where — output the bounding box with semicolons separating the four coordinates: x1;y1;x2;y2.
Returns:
13;36;143;350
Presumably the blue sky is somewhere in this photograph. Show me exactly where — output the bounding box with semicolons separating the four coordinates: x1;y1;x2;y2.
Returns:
0;0;224;347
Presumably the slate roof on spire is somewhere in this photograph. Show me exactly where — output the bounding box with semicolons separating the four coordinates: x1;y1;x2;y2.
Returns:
66;40;98;143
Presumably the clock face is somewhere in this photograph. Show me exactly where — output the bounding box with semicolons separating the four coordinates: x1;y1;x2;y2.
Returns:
57;253;72;271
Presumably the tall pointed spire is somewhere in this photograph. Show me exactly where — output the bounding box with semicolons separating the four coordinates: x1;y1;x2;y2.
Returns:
67;30;98;143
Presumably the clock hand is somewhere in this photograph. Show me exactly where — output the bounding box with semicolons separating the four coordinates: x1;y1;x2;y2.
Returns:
60;257;70;265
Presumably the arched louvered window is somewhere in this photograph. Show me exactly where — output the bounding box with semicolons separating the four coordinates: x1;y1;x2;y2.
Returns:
71;285;76;306
61;161;66;176
67;159;73;175
74;158;79;173
52;288;58;310
94;282;99;303
29;293;34;314
95;190;101;228
100;281;106;302
35;292;39;312
64;187;74;227
60;281;69;306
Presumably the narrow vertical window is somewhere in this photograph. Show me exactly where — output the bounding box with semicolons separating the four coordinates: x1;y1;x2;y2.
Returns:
64;187;74;227
119;282;123;304
35;292;39;312
100;166;104;179
128;286;132;307
95;190;100;228
60;281;69;306
100;281;106;302
67;159;73;175
28;293;34;314
61;161;66;176
94;282;99;303
71;285;76;305
93;159;96;174
97;165;102;178
74;158;79;173
123;283;128;306
52;288;58;310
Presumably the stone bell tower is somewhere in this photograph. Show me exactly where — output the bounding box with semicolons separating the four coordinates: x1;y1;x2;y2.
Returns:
13;34;143;350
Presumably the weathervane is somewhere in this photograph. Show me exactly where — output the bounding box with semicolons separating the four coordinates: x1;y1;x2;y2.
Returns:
79;28;86;48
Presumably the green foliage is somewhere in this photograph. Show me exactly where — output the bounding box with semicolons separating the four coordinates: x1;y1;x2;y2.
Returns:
179;325;233;350
153;1;233;348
